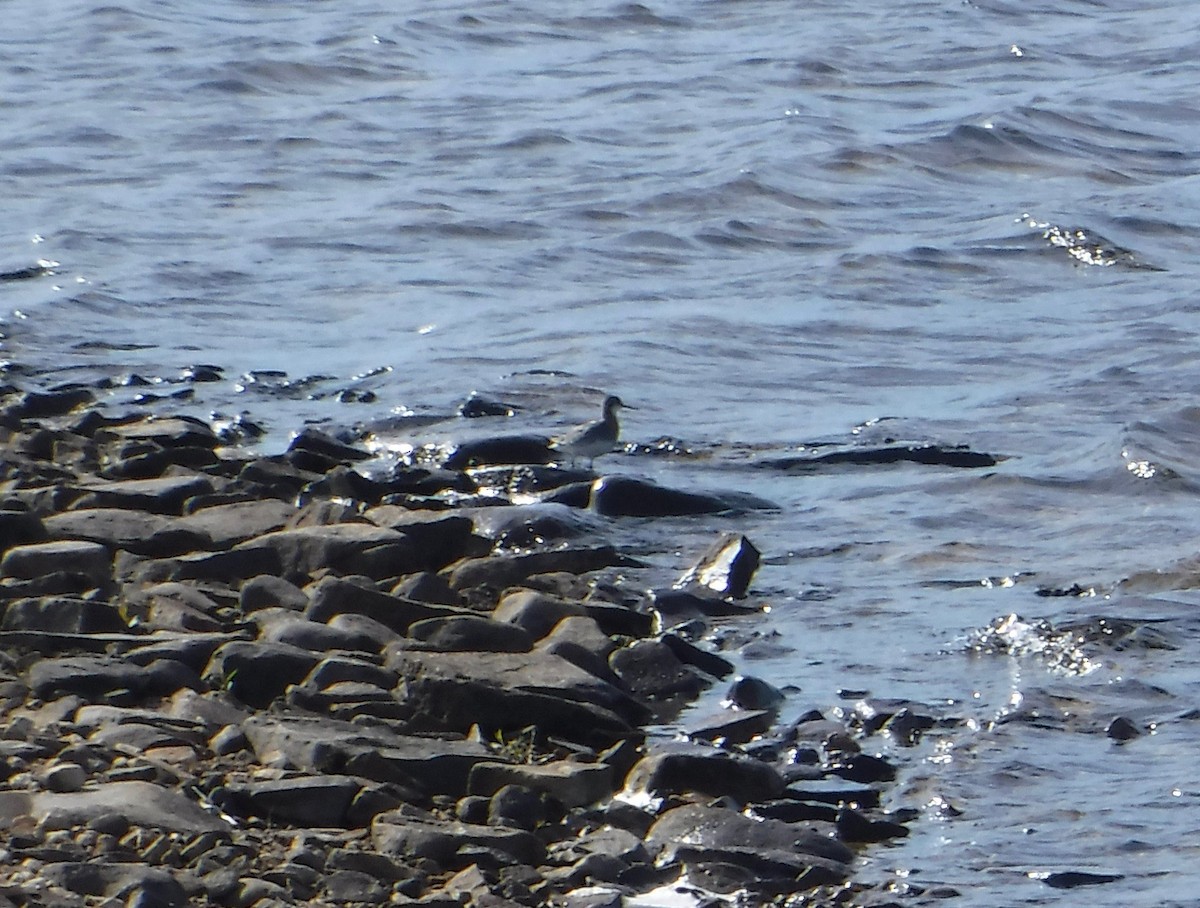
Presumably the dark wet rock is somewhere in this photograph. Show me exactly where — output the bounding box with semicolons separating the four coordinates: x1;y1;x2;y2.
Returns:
408;615;535;653
828;752;897;783
650;587;762;623
6;386;95;419
646;802;852;877
306;575;469;634
493;589;587;639
289;427;372;464
126;546;277;589
685;709;775;745
30;655;198;701
469;760;615;809
380;463;478;497
372;807;545;867
95;415;219;451
1106;715;1141;741
240;573;309;613
1;596;127;635
465;502;598;547
1039;870;1124;888
661;633;734;679
443;546;637;593
625;745;785;803
835;806;909;843
587;476;733;517
391;649;647;745
43;508;208;557
763;443;1000;471
753;799;838;823
176;499;298;548
880;707;936;745
725;675;785;711
443;434;555;469
0;780;228;834
609;638;712;703
204;641;323;708
785;778;882;809
677;533;761;599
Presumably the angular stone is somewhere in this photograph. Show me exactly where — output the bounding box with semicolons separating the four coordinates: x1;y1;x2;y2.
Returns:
2;597;127;635
0;780;228;834
43;508;208;557
239;524;424;583
220;775;363;828
363;505;484;567
493;589;587;639
676;533;761;599
588;476;734;517
624;745;785;803
255;610;384;655
204;641;323;708
306;575;469;634
646;801;853;867
372;808;544;866
127;582;225;634
609;639;710;702
177;499;299;548
70;474;215;515
408;615;534;653
39;862;188;906
391;649;647;746
29;655;198;701
685;709;775;746
240;574;309;613
468;760;615;808
0;508;48;552
443;546;636;593
241;714;494;796
1;540;111;586
95;415;219;450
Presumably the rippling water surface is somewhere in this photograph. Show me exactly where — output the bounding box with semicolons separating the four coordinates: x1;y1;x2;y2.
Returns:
6;0;1200;903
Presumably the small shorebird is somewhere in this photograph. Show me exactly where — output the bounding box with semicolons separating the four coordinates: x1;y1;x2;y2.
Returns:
553;395;634;469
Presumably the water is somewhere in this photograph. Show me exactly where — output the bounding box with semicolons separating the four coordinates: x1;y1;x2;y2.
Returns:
6;0;1200;902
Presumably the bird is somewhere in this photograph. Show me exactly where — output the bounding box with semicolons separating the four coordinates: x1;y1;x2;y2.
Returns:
552;395;634;469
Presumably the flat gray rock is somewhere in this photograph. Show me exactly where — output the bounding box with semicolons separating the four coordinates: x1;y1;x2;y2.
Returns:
177;499;299;548
241;714;494;796
43;508;209;556
0;780;228;835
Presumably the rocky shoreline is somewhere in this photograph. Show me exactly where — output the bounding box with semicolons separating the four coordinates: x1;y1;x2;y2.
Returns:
0;385;915;908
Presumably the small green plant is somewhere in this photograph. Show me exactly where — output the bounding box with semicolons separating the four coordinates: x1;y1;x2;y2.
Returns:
491;726;537;764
